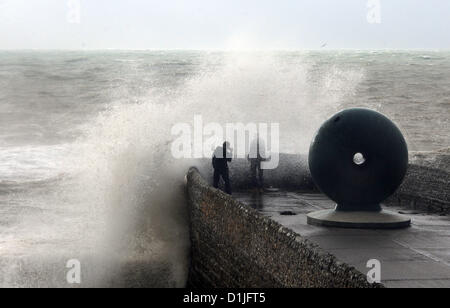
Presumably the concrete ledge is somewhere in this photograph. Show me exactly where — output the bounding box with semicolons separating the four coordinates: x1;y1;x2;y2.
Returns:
307;209;411;229
186;168;380;288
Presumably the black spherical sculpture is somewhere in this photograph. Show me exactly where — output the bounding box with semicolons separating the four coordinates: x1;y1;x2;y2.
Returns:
307;108;411;229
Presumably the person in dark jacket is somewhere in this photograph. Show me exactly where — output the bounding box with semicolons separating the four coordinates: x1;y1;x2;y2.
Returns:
248;136;266;191
212;142;232;195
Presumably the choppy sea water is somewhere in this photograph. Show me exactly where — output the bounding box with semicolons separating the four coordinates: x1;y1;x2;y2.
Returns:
0;51;449;287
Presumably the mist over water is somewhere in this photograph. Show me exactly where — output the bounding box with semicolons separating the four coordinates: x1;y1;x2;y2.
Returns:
0;51;449;287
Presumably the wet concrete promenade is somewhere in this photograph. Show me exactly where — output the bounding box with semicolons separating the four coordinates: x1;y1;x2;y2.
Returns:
234;190;450;288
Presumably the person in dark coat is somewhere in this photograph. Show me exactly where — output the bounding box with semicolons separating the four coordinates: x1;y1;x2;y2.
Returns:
248;137;266;191
212;142;233;195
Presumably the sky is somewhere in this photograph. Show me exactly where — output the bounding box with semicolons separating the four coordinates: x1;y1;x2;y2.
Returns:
0;0;449;50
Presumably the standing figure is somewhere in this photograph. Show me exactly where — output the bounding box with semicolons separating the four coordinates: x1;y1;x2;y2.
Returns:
212;142;233;195
248;136;266;191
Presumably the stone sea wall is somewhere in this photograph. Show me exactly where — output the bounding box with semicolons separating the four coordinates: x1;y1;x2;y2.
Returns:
186;168;377;288
386;148;450;214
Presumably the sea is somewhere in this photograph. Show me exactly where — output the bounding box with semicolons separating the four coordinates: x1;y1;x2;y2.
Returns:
0;50;449;287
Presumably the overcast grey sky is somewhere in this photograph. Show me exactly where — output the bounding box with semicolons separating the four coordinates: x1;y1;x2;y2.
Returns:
0;0;449;50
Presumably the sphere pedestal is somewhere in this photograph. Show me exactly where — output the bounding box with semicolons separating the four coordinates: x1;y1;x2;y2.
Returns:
307;209;411;229
308;108;411;229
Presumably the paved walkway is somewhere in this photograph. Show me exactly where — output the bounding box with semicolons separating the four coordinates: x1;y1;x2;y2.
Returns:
234;190;450;288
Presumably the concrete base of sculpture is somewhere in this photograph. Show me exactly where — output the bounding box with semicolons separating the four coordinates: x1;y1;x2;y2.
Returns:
307;209;411;229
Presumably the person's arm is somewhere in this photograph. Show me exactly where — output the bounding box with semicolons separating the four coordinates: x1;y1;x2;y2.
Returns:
227;150;233;162
260;156;270;162
212;156;216;168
